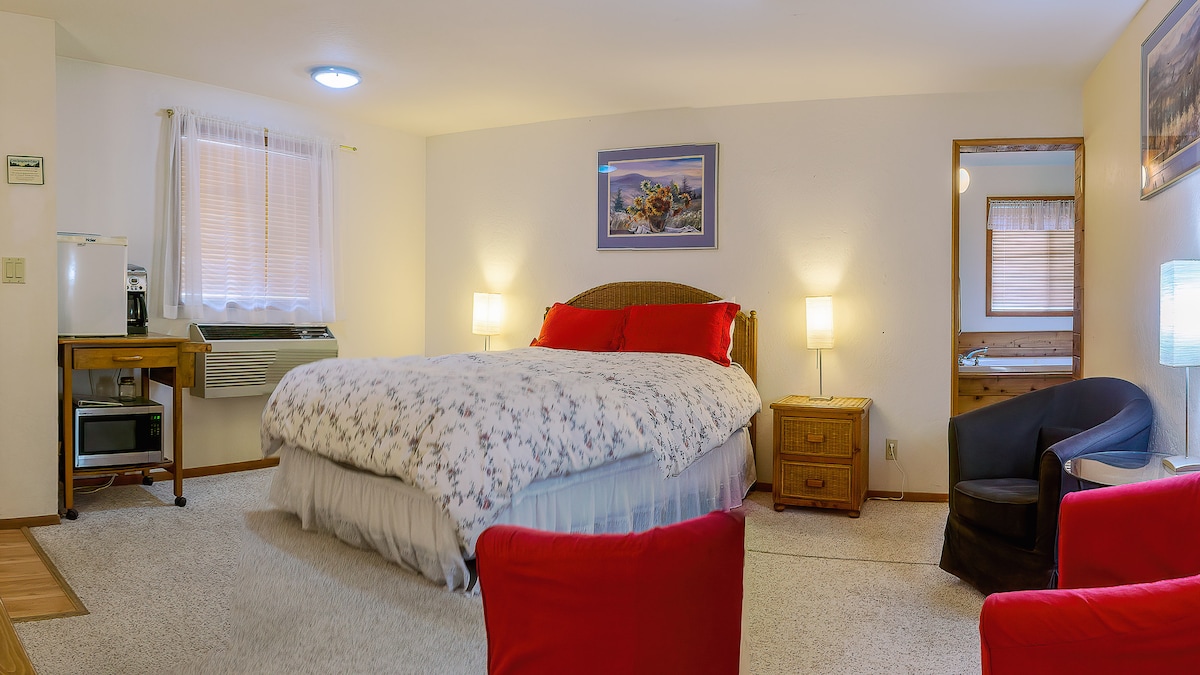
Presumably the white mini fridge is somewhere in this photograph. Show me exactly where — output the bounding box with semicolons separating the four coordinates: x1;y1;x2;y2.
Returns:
57;233;128;336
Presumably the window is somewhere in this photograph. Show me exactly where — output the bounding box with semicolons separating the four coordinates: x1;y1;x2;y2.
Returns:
986;197;1074;316
162;108;337;323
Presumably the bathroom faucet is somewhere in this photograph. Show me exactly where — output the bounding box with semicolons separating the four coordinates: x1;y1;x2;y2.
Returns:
959;347;988;366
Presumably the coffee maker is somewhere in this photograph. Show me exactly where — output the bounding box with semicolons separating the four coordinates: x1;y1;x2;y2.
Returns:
126;264;148;334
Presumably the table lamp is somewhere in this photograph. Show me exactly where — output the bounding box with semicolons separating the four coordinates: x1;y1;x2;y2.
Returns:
1160;261;1200;472
806;296;834;400
472;292;503;351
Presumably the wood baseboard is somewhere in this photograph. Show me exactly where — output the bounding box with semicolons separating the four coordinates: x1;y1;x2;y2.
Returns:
179;456;281;479
1;457;284;524
0;516;60;531
72;456;280;489
865;490;949;503
753;480;940;502
753;483;946;503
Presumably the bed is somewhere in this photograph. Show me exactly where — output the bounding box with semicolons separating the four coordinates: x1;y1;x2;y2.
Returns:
261;281;761;590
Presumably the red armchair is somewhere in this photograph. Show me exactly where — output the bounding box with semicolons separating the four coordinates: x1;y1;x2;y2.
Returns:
978;472;1200;674
475;510;745;675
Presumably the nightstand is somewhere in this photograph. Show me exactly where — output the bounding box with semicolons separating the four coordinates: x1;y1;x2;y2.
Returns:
771;395;871;517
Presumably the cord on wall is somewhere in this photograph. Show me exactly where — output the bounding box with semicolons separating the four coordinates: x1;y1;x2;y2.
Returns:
867;456;907;502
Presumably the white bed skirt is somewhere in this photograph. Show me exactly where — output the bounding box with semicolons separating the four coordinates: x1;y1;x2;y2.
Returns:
269;428;756;591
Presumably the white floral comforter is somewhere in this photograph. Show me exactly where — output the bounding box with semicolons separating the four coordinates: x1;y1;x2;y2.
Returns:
261;347;761;547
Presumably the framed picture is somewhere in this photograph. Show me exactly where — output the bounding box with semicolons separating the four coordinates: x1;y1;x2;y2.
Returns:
6;155;44;185
597;143;717;249
1142;0;1200;199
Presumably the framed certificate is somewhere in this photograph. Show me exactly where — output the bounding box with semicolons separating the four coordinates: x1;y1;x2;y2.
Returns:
7;155;44;185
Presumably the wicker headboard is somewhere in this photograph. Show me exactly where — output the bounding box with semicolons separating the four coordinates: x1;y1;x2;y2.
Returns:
561;281;758;386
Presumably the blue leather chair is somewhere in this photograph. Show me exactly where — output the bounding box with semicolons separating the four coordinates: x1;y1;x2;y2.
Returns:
940;377;1152;594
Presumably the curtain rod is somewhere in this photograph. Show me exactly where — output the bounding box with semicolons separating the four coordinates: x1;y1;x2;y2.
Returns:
164;108;357;152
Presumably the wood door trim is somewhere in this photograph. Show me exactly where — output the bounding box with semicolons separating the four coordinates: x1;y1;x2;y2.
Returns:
952;138;1084;416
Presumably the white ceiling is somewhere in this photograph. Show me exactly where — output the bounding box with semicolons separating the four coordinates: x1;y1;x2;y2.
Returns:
0;0;1146;137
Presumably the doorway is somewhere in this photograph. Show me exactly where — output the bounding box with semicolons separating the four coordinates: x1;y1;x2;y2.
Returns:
951;138;1084;415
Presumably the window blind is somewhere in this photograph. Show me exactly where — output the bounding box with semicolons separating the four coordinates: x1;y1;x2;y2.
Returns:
986;196;1074;316
988;230;1074;315
165;108;336;323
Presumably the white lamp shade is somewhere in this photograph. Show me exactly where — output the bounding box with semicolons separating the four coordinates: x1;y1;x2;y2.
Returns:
958;167;970;194
1161;261;1200;366
472;293;504;336
806;296;834;350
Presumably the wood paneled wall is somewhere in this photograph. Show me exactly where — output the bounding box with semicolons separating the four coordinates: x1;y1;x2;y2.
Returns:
957;331;1073;357
956;331;1075;414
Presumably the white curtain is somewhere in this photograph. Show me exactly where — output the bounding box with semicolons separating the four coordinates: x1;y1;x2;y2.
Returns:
162;107;338;323
987;198;1075;231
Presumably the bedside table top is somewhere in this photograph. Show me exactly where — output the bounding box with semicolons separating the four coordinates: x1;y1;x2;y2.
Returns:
771;395;872;412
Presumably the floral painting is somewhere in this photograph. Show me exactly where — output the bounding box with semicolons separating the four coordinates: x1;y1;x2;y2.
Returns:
597;143;717;249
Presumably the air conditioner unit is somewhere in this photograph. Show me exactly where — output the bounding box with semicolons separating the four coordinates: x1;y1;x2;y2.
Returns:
189;324;338;398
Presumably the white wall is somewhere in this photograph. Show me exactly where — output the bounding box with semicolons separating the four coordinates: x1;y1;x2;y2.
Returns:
426;91;1082;493
1084;0;1200;455
53;59;426;474
958;160;1075;332
0;13;58;519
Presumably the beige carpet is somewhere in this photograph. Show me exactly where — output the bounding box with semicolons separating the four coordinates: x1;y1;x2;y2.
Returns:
15;470;983;674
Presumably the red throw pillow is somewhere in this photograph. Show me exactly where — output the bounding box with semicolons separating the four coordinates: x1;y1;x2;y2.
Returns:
531;303;626;351
620;302;739;366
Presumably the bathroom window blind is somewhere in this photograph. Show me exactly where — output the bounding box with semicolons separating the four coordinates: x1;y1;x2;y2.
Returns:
986;197;1074;317
163;108;337;323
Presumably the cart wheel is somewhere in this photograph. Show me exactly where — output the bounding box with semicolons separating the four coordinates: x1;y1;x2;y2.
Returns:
142;476;154;486
65;509;78;520
175;496;187;507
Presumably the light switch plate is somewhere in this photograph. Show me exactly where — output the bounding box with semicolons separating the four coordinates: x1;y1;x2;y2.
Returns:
3;257;26;284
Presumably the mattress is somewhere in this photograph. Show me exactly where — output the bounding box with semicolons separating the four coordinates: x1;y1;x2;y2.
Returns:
261;348;762;551
269;427;756;591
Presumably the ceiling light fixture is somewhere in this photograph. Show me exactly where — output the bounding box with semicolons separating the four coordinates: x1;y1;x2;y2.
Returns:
309;66;361;89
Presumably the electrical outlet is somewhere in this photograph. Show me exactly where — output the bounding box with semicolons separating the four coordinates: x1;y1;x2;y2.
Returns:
885;438;898;461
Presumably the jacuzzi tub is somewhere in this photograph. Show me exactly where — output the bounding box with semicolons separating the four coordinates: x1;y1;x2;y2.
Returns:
958;356;1073;374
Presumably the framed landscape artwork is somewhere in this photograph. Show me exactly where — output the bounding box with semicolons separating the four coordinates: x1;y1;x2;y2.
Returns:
1142;0;1200;199
596;143;717;249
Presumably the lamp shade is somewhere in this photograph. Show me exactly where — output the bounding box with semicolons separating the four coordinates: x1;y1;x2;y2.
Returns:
472;293;504;336
1161;261;1200;367
806;296;834;350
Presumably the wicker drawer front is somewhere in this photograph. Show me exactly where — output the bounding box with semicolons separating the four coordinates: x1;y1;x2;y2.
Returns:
780;461;852;502
74;347;178;370
780;417;852;458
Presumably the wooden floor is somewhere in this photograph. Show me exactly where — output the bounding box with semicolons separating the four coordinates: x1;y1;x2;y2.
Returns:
0;599;34;675
0;529;86;622
0;527;88;674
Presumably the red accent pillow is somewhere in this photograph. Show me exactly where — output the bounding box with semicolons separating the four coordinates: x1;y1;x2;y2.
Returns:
530;303;626;351
620;302;739;366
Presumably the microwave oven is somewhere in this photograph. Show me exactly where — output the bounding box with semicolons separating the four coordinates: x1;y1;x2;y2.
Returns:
72;398;165;469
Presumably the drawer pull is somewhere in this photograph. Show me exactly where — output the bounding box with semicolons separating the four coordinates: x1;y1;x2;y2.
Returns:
112;355;144;362
806;433;825;443
805;478;825;488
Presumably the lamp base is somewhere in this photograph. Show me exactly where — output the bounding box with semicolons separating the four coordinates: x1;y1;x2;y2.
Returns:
1162;454;1200;473
808;394;834;402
